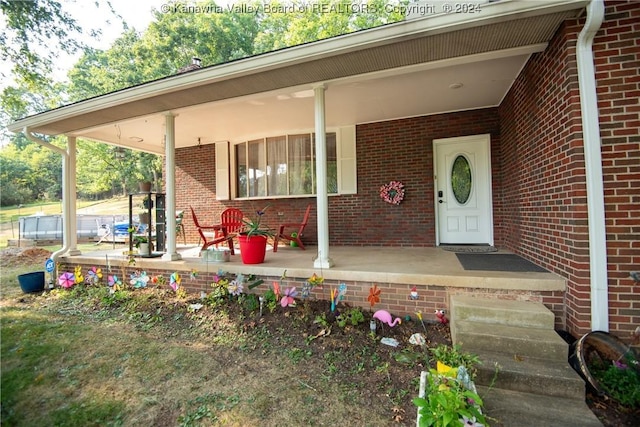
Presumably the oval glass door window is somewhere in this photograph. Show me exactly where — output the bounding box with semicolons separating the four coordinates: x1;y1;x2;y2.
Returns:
451;155;472;204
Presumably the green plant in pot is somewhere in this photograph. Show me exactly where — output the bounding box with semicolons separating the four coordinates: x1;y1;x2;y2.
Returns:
414;344;488;427
238;206;274;264
134;236;153;255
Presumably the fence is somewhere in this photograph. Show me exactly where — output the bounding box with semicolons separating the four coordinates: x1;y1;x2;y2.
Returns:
19;214;129;240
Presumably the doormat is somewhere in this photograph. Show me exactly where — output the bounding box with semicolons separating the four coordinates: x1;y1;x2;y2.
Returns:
455;253;549;272
440;245;498;253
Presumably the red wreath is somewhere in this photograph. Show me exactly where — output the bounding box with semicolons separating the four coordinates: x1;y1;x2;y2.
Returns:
380;181;405;205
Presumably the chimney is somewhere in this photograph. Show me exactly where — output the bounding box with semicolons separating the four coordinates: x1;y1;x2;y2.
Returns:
177;57;202;74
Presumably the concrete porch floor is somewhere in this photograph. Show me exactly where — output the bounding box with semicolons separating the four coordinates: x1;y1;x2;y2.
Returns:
73;244;566;292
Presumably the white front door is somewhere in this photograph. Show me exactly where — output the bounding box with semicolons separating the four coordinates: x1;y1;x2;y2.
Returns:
434;134;493;245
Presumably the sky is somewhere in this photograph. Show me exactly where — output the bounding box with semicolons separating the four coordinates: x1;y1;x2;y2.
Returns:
2;0;235;86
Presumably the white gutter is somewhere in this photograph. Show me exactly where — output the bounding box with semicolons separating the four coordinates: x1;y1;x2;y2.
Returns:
23;128;73;269
576;0;608;331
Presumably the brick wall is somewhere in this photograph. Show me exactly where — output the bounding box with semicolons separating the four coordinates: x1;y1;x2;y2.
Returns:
59;259;561;330
341;110;501;246
499;19;587;335
174;110;501;248
498;0;640;338
596;1;640;338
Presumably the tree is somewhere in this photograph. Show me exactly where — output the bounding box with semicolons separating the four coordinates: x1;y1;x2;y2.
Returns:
1;0;83;90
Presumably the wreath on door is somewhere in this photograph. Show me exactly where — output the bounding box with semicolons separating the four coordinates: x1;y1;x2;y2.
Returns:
380;181;405;205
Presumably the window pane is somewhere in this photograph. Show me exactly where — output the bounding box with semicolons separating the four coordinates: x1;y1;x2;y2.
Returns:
451;155;472;204
288;134;312;195
266;136;287;196
236;143;247;198
248;139;266;197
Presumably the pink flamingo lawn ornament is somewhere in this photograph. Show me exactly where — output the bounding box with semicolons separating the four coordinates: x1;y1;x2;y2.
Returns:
373;310;402;327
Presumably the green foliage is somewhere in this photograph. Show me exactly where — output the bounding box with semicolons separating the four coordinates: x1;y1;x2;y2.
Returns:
241;293;260;312
262;289;278;313
178;392;240;426
1;0;83;84
430;344;481;379
2;0;406;203
314;312;330;329
591;357;640;408
336;306;365;328
394;348;429;367
414;344;486;426
414;372;487;427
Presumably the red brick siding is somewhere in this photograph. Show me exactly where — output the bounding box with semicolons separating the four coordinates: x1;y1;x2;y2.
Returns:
597;0;640;339
173;110;500;248
59;259;562;328
339;111;501;246
499;1;640;338
499;19;588;336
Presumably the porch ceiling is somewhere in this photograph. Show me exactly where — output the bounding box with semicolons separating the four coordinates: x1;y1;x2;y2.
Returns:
8;0;588;153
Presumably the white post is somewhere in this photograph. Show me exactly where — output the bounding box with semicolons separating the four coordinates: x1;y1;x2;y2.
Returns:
67;136;81;255
163;112;181;260
313;84;334;269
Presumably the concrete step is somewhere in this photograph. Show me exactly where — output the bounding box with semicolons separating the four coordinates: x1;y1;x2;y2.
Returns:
474;350;586;400
454;321;568;362
450;294;555;333
477;386;602;427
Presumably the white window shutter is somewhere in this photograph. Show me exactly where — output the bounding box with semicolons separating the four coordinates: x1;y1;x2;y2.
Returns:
338;126;357;194
215;141;230;200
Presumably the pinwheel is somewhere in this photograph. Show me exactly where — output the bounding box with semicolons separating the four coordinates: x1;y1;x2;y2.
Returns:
129;271;148;288
300;281;312;299
228;280;243;296
280;287;297;307
58;272;75;288
108;275;121;293
308;273;324;287
170;272;181;291
74;266;84;284
367;284;381;308
87;266;102;285
331;283;347;311
337;283;347;301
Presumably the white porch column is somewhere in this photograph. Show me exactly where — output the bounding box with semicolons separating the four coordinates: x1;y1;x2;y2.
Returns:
163;112;181;261
313;85;334;269
67;136;81;255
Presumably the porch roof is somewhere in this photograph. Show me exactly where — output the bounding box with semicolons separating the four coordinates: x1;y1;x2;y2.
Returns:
8;0;588;153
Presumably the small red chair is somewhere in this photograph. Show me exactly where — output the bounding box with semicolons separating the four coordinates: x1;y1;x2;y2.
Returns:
214;208;244;248
273;204;312;252
189;207;235;254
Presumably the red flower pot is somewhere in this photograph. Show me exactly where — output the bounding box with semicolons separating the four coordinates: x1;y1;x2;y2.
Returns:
238;234;267;264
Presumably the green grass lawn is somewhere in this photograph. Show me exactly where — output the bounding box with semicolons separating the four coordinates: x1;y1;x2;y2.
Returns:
0;261;434;427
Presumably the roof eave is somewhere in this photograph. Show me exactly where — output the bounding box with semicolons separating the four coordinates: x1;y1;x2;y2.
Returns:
7;0;589;135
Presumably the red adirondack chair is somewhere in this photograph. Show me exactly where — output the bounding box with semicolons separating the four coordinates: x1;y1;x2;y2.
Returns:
189;207;235;254
273;204;312;252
